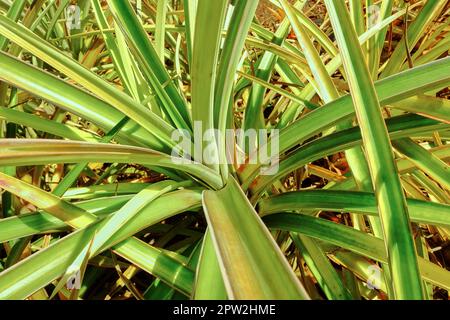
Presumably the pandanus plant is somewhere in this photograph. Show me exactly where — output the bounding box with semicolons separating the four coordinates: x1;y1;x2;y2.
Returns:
0;0;449;300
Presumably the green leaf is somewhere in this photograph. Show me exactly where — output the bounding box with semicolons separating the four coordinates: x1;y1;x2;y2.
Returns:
190;0;228;172
322;1;423;298
202;175;309;299
193;231;227;300
155;0;168;62
259;190;450;227
214;0;259;178
0;139;222;189
264;213;450;291
392;138;450;191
